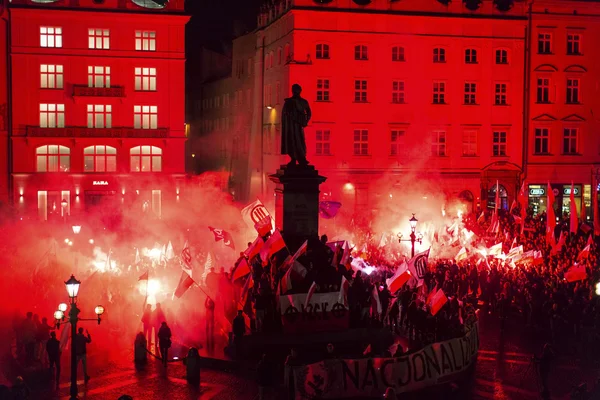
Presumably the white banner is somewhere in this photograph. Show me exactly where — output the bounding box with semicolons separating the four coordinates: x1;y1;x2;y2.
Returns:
280;292;349;333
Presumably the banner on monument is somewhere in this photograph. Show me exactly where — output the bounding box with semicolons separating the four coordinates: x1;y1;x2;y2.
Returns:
279;292;349;334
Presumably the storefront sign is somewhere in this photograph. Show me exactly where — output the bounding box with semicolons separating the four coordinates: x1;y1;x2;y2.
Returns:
529;187;545;196
93;181;109;186
563;187;580;196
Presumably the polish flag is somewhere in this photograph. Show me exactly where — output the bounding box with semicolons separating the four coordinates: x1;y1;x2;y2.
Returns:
552;231;567;255
577;244;591;261
570;182;578;234
280;262;294;294
240;275;254;306
231;257;250;282
386;262;411;294
455;247;468;262
371;285;382;315
173;271;195;299
254;216;273;237
292;240;308;261
305;281;317;307
510;237;517;250
259;229;286;265
426;284;438;306
477;211;485;224
338;276;350;307
565;264;587;283
244;237;264;260
429;289;448;316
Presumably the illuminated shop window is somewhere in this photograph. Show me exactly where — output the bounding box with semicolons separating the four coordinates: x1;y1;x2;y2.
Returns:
36;145;70;172
84;145;117;172
87;105;112;128
130;146;162;172
134;67;157;91
88;29;110;49
492;131;507;156
40;27;62;48
135;30;156;51
133;105;158;129
39;104;65;128
40;64;63;89
88;66;110;88
315;130;331;155
431;131;446;156
495;83;507;105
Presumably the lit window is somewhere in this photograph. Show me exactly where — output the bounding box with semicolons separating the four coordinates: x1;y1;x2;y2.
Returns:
40;64;63;89
563;128;578;154
88;66;110;88
536;78;550;103
135;30;156;51
354;80;367;103
316;44;330;59
462;130;478;156
465;49;477;64
84;145;116;172
433;48;446;63
353;129;369;156
433;81;445;104
495;49;508;64
130;145;162;172
134;67;157;91
315;129;331;155
534;128;549;154
390;130;405;156
354;45;368;60
39;104;65;128
566;78;580;104
492;131;507;156
538;33;552;54
432;131;446;156
464;82;477;104
36;145;70;172
134;105;158;129
40;27;62;48
567;33;581;55
88;29;110;49
495;83;507;105
392;81;405;104
316;79;330;101
392;46;405;62
87;105;112;128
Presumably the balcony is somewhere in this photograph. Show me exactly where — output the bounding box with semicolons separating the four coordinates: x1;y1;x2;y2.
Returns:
26;126;168;138
73;85;125;98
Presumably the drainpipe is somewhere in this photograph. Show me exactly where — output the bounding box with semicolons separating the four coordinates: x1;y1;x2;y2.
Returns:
522;1;533;184
259;35;265;196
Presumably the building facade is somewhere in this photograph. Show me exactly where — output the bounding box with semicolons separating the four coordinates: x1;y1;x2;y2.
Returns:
2;0;188;222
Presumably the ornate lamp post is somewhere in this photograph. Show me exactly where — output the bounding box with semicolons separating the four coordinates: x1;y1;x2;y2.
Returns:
54;275;105;400
397;214;423;258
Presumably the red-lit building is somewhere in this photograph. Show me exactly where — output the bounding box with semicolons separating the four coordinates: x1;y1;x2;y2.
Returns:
1;0;188;221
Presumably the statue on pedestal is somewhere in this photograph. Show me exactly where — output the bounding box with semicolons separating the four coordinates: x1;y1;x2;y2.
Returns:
281;83;311;167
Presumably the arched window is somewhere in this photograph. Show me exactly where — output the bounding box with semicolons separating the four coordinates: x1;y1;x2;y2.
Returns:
488;184;508;210
392;46;405;62
84;145;117;172
130;145;162;172
36;145;70;172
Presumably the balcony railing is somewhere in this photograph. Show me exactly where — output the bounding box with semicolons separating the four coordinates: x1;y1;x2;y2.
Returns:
26;126;168;138
73;85;125;98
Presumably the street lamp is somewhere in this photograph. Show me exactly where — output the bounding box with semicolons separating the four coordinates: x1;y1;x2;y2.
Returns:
72;225;81;235
54;275;105;400
397;214;423;258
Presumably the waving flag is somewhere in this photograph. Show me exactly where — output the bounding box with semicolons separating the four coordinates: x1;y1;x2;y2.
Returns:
565;264;587;283
254;216;273;237
231;257;251;282
518;181;527;233
166;241;175;260
577;244;591;261
138;270;149;281
208;226;235;250
455;247;468;262
259;229;286;265
386;262;410;293
173;271;195;298
488;242;503;257
570;182;578;234
319;201;342;219
407;248;430;288
244;237;264;260
181;241;193;272
547;181;556;245
241;199;274;233
429;289;448;316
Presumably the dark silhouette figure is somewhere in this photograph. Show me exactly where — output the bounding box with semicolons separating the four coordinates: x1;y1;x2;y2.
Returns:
232;310;245;357
74;328;91;382
205;297;215;351
281;83;311;166
141;304;152;347
157;322;172;367
152;303;166;348
46;331;60;389
21;312;36;365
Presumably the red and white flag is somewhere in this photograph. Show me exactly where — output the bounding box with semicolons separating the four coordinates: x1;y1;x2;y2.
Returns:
565;264;587;283
477;211;485;224
305;281;317;306
244;237;264;260
241;199;274;234
407;248;430;288
208;227;235;250
231;257;250;282
371;285;382;315
426;284;438;306
577;244;591;261
510;237;517;250
292;240;308;261
254;216;273;237
488;242;503;257
455;247;468;262
338;276;350;306
259;229;286;265
518;181;527;233
386;262;411;294
429;289;448;316
552;231;567;255
547;181;556;245
570;182;578;234
181;241;193;272
173;270;195;298
240;275;254;306
510;199;518;213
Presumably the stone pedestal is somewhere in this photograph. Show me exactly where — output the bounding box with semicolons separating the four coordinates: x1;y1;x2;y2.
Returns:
269;164;326;253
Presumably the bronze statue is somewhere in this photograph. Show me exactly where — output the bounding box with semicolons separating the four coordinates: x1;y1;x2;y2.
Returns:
281;83;311;166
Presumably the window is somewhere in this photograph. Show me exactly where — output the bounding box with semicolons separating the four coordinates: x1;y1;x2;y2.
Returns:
536;78;550;103
392;81;405;104
464;82;477;104
354;45;368;60
316;44;330;59
39;104;64;128
40;64;63;89
465;49;477;64
431;131;446;156
495;83;507;105
87;105;112;128
354;80;367;102
84;145;117;172
433;82;446;104
534;128;549;154
315;129;331;155
495;49;508;64
462;130;477;156
36;145;70;172
567;33;581;55
134;105;158;129
88;29;109;49
353;129;369;156
433;48;446;63
135;67;157;91
492;131;507;156
40;27;62;48
392;46;405;62
316;79;330;101
135;31;156;51
566;78;580;104
390;129;405;156
37;191;70;221
563;128;578;154
130;146;162;172
88;66;110;88
538;33;552;54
